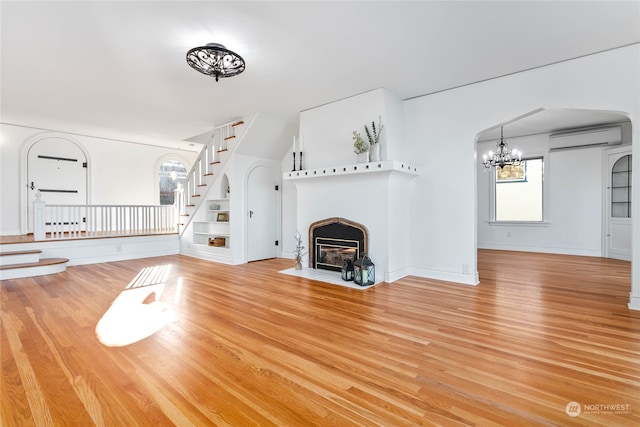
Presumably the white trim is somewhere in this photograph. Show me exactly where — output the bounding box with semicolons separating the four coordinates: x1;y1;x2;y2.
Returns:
385;266;411;283
410;267;479;286
487;221;551;227
478;243;601;257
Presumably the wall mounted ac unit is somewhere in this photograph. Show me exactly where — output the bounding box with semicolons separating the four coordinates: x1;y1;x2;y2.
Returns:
549;126;622;151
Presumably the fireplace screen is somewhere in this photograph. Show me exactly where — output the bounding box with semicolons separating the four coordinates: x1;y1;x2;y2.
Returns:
315;238;359;271
309;218;367;272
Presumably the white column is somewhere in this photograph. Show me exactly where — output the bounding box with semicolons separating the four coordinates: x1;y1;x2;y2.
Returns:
33;192;46;241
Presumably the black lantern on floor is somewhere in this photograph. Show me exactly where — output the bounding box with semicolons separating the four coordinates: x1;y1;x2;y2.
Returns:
341;259;354;281
353;253;375;286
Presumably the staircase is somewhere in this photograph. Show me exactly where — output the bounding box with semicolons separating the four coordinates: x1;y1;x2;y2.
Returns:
0;249;68;280
177;117;249;233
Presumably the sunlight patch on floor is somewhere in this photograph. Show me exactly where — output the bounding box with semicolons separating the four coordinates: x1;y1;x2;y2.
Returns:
96;264;176;347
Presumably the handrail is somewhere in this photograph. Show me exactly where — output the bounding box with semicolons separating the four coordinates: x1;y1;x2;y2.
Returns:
176;118;247;234
33;197;178;241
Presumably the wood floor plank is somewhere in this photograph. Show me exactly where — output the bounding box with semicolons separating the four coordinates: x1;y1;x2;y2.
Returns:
1;250;639;426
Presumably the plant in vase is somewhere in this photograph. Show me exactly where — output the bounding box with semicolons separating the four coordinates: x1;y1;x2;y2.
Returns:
293;231;306;270
352;131;369;163
364;116;384;162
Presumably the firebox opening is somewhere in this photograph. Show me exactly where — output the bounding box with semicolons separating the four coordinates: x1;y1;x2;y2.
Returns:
309;217;368;272
316;238;358;271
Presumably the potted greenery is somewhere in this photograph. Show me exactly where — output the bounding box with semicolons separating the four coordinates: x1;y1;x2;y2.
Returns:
365;116;383;162
352;131;369;163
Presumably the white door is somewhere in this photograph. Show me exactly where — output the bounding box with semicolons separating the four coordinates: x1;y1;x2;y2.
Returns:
247;166;278;262
605;149;632;261
27;138;88;233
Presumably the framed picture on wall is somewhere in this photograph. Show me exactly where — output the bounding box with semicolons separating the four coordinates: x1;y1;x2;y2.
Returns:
496;163;526;182
216;212;229;222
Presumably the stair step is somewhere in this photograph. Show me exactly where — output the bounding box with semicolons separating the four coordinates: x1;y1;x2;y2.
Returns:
197;184;207;187
0;249;42;266
0;258;69;280
217;149;228;153
204;173;213;177
210;161;220;165
224;135;236;141
232;121;244;127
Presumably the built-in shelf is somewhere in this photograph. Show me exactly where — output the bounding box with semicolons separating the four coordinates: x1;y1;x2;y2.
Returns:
192;197;231;248
282;159;419;181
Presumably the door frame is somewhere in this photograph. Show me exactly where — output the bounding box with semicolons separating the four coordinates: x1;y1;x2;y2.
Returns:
20;133;91;234
602;145;632;260
244;161;281;263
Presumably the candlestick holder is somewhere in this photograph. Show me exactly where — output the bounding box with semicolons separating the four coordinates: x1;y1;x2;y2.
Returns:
299;152;303;171
292;152;297;171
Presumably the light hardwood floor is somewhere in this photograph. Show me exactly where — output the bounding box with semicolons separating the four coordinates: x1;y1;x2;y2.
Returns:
1;250;638;426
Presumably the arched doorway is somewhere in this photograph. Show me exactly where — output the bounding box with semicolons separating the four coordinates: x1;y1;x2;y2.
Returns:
25;135;89;234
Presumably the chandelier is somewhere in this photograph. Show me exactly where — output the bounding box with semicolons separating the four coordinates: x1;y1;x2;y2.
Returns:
482;126;522;169
186;43;245;82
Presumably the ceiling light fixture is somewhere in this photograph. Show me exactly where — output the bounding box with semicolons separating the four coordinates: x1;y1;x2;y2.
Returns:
186;43;245;82
482;126;522;169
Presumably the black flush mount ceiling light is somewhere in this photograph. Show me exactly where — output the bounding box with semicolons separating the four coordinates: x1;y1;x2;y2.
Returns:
186;43;245;82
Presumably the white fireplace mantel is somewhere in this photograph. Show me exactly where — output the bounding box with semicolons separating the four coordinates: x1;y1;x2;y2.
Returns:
287;159;419;284
282;159;419;181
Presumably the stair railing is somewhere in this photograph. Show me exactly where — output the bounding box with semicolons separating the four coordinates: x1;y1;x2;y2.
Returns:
175;118;245;233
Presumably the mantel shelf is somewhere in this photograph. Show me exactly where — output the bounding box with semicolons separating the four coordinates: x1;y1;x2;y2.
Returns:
282;160;419;181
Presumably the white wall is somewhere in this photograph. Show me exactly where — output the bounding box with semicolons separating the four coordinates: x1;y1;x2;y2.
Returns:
403;45;639;301
0;123;197;235
477;132;617;256
282;88;415;282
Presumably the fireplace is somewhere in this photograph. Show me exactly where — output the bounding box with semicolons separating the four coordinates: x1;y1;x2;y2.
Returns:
309;218;368;272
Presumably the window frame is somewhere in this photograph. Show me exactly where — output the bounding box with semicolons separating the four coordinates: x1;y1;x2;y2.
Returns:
488;155;549;225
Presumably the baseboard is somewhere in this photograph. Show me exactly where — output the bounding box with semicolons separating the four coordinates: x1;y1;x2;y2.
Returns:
410;267;479;286
477;243;601;257
179;246;242;265
628;293;640;311
385;267;411;283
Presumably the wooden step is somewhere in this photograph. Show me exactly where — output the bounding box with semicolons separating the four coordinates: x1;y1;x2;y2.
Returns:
223;135;236;141
217;149;228;153
204;173;213;177
0;249;42;266
232;120;244;127
197;184;207;187
0;258;68;280
210;161;220;165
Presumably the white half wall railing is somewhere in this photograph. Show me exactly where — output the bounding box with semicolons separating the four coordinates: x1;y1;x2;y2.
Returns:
33;194;179;241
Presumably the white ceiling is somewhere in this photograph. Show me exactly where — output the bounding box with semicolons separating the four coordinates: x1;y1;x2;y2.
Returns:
1;1;639;150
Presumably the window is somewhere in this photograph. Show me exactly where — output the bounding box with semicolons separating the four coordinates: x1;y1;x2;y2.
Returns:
611;155;632;218
495;158;543;222
159;160;187;205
